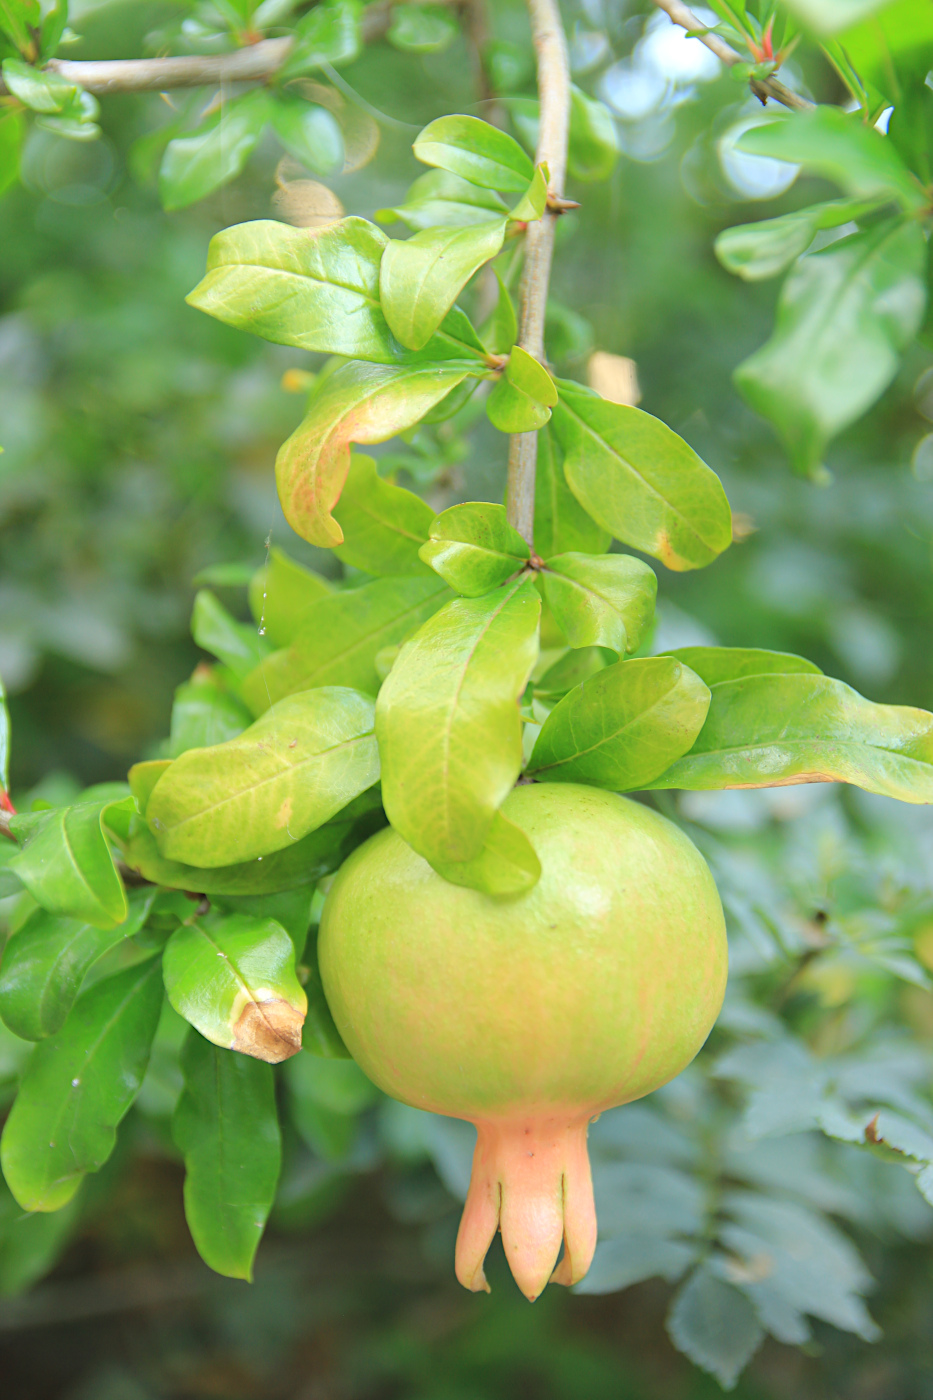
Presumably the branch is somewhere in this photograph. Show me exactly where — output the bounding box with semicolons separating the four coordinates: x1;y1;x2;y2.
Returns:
650;0;814;113
506;0;571;547
38;38;294;95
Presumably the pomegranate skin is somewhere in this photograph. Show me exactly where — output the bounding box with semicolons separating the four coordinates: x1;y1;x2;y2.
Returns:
319;783;727;1297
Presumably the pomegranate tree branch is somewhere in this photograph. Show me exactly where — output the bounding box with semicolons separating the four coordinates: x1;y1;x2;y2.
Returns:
506;0;571;547
36;38;294;95
649;0;814;112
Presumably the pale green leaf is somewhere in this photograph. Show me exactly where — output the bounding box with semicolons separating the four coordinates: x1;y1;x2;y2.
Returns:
163;912;307;1063
528;656;710;789
248;547;333;650
419;502;530;596
281;0;361;77
191;590;271;679
486;375;551;432
715;196;886;281
550;381;732;571
541;552;657;655
269;96;343;176
147;688;379;867
159;90;271;212
9;798;130;930
173;1031;281;1280
534;426;610;557
380;220;507;352
781;0;894;34
387;2;458;52
481;269;518;355
413;114;534;192
332;453;435;576
510;163;549;222
168;669;252;758
376;169;509;232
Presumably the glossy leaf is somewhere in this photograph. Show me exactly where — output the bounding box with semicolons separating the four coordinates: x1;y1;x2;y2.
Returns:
667;1264;764;1390
527;656;711;789
269;96;343;177
168;668;252;758
510;163;549;223
147;688;378;867
159;90;271;212
737;108;924;213
275;360;475;547
487;345;558;432
192;590;271;680
0;959;163;1212
281;0;361;77
8;798;129;929
163;912;307;1063
332;454;434;576
550;381;732;571
0;887;155;1041
715;196;886;281
377;169;508;231
646;663;933;802
376;578;541;883
1;56;76;113
173;1031;281;1280
241;575;451;714
380;220;507;352
541;552;657;655
388;3;458;52
735;219;926;478
534;426;610;557
419;502;530;596
248;547;332;650
214;888;315;962
431;808;542;896
413;115;534;192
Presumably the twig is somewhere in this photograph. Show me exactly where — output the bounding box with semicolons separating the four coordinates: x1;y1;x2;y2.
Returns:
506;0;571;547
650;0;814;112
0;807;14;842
40;38;294;95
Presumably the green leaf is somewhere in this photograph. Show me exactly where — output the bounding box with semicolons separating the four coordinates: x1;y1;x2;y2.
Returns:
332;454;435;576
418;502;530;596
734;219;927;478
108;805;367;896
269;96;343;176
430;808;542;896
534;644;614;700
163;912;307;1063
831;0;933;101
736;107;924;212
173;1031;281;1280
241;574;451;714
248;547;332;650
192;590;271;679
380;220;507;352
1;56;75;112
486;345;558;433
0;959;163;1212
168;668;252;758
510;163;549;222
550;381;732;572
387;2;458;52
528;655;710;789
376;578;541;884
214;888;315;961
0;2;34;54
662;647;823;686
541;553;657;655
280;0;361;77
377;168;509;232
780;0;892;34
413;114;534;192
275;360;476;547
667;1264;764;1390
147;688;379;867
0;1174;82;1297
715;196;887;281
0;888;155;1041
187;217;410;364
0;107;22;199
646;663;933;801
159;90;271;212
286;1051;377;1160
301;932;350;1057
8;798;129;929
481;269;518;355
534;426;610;557
568;86;618;183
128;761;170;814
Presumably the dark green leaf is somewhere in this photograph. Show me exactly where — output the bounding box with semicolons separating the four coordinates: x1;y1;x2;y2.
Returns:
380;220;507;352
8;798;130;929
0;959;163;1211
248;547;333;650
735;219;927;478
376;579;541;888
241;575;451;714
168;668;252;758
159;90;271;212
147;688;379;867
332;454;435;576
419;502;529;596
377;169;508;231
270;96;343;176
173;1031;281;1280
413;114;534;192
163;912;307;1063
550;381;733;571
275;360;476;547
0;887;156;1041
715;196;887;281
192;590;272;679
528;655;710;789
541;553;657;654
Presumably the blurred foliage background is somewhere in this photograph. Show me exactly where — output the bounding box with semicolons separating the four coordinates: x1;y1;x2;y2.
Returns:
5;0;933;1396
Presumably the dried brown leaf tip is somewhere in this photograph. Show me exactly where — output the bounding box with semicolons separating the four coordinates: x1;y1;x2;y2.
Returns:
232;998;304;1063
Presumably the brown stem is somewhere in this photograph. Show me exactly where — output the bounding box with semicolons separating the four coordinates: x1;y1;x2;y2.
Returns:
506;0;571;548
650;0;814;112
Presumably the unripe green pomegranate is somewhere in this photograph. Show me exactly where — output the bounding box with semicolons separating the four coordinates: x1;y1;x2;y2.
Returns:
319;784;727;1300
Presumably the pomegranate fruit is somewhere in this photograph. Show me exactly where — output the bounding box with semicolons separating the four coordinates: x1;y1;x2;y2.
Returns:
319;783;727;1299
